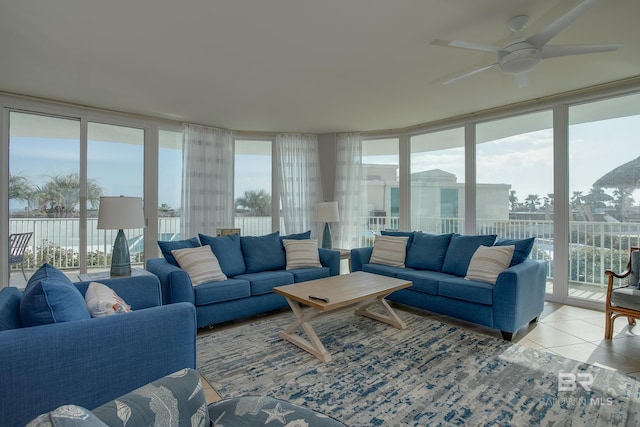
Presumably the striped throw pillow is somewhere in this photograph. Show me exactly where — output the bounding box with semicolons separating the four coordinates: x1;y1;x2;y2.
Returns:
283;239;322;269
369;235;409;267
171;245;227;285
465;245;515;284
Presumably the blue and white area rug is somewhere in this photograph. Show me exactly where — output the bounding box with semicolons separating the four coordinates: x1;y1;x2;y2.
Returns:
197;308;640;426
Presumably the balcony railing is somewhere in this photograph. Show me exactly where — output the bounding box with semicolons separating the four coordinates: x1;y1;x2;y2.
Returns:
9;216;640;295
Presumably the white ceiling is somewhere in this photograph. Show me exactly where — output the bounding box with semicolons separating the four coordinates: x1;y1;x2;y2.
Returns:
1;0;639;134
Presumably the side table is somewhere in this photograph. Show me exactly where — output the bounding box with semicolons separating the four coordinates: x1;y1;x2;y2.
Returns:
78;267;154;282
334;248;352;273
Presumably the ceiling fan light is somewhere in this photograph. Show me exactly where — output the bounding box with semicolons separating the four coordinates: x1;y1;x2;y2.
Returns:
499;49;541;74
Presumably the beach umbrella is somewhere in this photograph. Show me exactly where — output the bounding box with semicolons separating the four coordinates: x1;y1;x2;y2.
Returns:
593;156;640;189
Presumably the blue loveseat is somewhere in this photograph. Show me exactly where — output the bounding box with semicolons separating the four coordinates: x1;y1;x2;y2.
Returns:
351;231;548;340
147;231;341;328
0;265;197;427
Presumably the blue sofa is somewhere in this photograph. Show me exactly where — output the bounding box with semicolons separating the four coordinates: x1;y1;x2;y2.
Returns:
351;232;548;340
0;267;197;427
147;231;341;328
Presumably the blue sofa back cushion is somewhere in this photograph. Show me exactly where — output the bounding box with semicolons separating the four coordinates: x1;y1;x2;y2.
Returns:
381;230;416;247
280;230;311;242
241;231;286;273
495;237;535;266
199;233;247;277
405;232;453;271
0;287;23;331
441;234;497;277
20;263;91;327
158;237;201;266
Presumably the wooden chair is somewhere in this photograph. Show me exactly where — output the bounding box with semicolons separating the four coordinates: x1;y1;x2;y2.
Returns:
9;232;33;281
604;246;640;339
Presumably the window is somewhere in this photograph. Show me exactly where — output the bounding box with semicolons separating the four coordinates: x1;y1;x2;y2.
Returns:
234;139;273;235
157;129;183;242
410;128;464;233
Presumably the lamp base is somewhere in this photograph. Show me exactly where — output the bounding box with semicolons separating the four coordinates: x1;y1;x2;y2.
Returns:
110;229;132;276
322;222;333;250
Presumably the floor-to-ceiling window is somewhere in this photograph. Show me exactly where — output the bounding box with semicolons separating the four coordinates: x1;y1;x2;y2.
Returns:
157;129;183;243
410;128;465;234
567;92;640;302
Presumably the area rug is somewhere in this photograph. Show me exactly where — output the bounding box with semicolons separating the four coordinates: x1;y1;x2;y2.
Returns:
197;308;640;426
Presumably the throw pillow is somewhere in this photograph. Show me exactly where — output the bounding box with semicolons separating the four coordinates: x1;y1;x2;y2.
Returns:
441;234;497;277
405;232;453;271
631;250;640;288
283;239;322;269
240;231;286;273
199;233;246;277
280;230;311;241
381;230;416;247
20;263;91;327
369;235;410;267
85;282;131;317
465;245;515;285
494;237;535;266
171;246;227;285
158;237;201;266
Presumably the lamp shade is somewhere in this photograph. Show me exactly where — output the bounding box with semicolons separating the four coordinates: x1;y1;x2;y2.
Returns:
314;201;340;223
97;196;145;230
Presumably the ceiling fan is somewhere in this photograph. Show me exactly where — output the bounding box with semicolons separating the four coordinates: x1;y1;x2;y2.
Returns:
433;0;621;88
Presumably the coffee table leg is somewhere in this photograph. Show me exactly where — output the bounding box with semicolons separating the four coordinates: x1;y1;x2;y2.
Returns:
279;297;332;362
354;295;407;330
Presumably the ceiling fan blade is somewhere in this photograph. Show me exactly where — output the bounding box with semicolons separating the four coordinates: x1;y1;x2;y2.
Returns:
515;72;529;88
442;63;498;85
526;0;597;49
541;43;621;59
431;38;500;53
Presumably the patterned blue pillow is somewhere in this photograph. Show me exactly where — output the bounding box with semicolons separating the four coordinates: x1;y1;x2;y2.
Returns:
158;237;201;266
494;237;535;266
199;233;246;277
241;231;286;273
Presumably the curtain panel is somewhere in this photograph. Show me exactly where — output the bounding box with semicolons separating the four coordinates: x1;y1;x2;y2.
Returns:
334;132;363;249
275;133;322;237
181;124;233;238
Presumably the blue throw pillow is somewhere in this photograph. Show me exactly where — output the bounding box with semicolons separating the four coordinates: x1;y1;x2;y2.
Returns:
241;231;286;273
199;233;246;277
405;232;453;271
20;263;91;327
441;234;497;277
280;230;311;241
158;237;201;266
495;237;535;266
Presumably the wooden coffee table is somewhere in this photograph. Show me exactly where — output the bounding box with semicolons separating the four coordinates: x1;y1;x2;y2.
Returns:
273;271;412;362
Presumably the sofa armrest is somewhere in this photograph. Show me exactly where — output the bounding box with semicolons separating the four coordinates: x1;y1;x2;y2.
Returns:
74;274;162;310
492;259;548;333
350;247;374;272
0;302;197;427
146;258;195;305
318;248;340;276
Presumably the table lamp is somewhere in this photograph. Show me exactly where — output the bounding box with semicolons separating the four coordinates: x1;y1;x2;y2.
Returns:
97;196;145;276
314;201;340;249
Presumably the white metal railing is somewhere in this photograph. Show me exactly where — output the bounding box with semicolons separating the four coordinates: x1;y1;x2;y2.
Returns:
9;216;640;291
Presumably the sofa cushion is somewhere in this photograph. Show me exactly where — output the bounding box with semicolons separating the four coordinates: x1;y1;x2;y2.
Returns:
630;250;640;288
362;263;412;278
369;235;410;267
611;285;640;311
172;245;227;285
405;232;453;271
0;287;23;331
287;266;331;282
20;263;91;327
84;282;131;317
494;237;535;266
397;270;453;296
465;245;515;285
158;237;201;266
381;230;416;247
241;231;287;273
193;278;251;305
283;239;322;269
234;271;294;296
441;234;497;277
280;230;311;241
199;233;247;276
439;277;494;306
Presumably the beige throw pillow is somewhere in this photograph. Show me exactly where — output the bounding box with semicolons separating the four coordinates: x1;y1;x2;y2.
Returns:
369;235;410;267
172;245;227;285
283;239;322;269
465;245;515;284
85;282;131;317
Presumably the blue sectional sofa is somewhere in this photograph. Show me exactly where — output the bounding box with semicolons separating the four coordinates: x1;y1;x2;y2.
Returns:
0;265;197;427
351;231;548;340
147;231;340;328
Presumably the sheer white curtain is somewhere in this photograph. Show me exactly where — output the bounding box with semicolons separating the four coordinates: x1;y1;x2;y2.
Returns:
334;132;363;249
181;124;233;238
275;133;323;236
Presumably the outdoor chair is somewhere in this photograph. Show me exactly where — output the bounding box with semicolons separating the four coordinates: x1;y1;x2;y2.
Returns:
9;232;33;280
604;246;640;339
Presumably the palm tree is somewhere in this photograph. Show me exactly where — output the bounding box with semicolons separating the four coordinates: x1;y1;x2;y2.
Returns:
509;190;519;212
613;187;635;222
36;173;103;217
524;194;541;212
9;173;35;209
235;190;271;216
